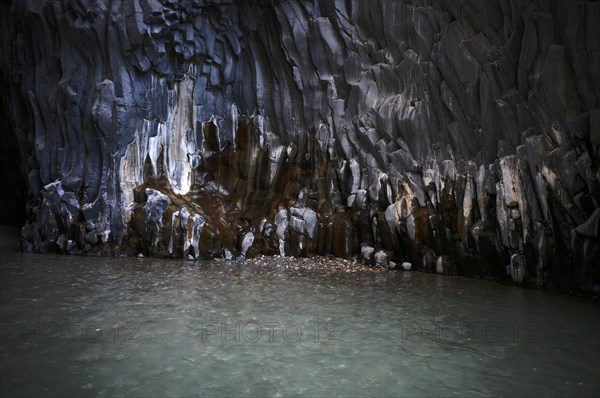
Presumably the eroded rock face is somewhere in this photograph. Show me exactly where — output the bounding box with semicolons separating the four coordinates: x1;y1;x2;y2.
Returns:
0;0;598;292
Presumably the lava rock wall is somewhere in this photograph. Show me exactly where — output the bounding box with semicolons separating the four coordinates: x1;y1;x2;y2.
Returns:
1;0;598;293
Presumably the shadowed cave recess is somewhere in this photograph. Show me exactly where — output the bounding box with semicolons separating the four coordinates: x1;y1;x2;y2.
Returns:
0;0;598;293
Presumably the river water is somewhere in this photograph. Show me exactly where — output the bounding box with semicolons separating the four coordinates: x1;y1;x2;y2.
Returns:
1;228;599;397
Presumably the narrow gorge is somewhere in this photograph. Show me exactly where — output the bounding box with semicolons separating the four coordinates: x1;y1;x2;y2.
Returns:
1;0;598;293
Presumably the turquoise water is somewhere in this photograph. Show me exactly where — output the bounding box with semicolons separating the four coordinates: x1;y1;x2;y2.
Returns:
1;233;599;397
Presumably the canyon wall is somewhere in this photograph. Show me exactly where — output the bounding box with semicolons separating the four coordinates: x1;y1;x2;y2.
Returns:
1;0;598;292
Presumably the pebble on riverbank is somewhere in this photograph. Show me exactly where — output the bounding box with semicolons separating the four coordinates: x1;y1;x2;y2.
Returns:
214;255;387;273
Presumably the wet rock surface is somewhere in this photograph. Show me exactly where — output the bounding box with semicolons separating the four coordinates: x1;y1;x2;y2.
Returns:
0;0;599;293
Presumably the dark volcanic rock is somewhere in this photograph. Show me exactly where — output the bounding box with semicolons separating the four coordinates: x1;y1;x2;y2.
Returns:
0;0;598;293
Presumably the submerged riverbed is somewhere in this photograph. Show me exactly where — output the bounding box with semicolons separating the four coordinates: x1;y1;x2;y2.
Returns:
1;228;599;397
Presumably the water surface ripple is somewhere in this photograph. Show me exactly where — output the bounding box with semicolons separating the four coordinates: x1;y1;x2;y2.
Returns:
1;244;599;397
